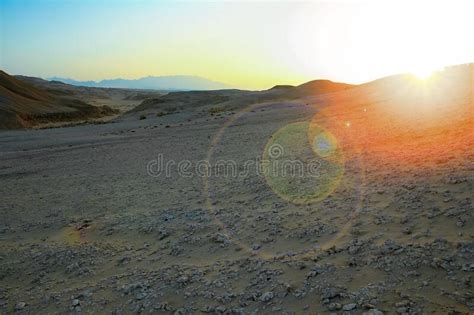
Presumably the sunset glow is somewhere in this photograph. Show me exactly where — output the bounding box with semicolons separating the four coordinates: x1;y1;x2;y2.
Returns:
307;64;474;167
411;68;437;80
1;0;474;89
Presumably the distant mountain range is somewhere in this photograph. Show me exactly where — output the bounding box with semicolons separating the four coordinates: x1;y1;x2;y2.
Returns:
49;75;231;91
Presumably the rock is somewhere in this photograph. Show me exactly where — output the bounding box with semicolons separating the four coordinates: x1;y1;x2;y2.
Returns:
201;305;214;313
251;243;261;250
321;287;340;300
260;291;274;302
462;263;474;272
328;302;342;311
231;308;245;315
363;310;384;315
72;299;80;307
174;308;186;315
117;256;131;265
395;300;409;307
348;245;361;255
158;228;169;240
14;302;26;311
343;303;357;311
213;233;231;246
135;292;147;300
177;275;189;284
215;305;226;313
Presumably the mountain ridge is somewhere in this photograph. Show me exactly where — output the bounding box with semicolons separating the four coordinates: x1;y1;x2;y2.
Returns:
49;75;231;91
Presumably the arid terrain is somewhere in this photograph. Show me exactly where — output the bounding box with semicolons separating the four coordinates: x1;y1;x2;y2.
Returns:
0;65;473;314
0;71;163;129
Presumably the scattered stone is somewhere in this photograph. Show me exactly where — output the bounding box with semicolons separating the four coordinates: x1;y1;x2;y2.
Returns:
14;302;26;311
174;308;186;315
363;309;384;315
343;303;357;311
321;287;340;300
260;291;274;302
395;300;409;307
251;243;261;250
212;233;231;247
328;302;342;311
215;305;226;313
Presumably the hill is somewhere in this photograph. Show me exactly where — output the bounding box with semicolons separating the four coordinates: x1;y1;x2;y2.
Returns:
16;75;162;106
0;70;118;129
123;79;355;119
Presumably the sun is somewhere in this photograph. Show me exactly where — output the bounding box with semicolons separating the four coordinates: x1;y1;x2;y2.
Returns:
409;63;447;81
411;67;436;80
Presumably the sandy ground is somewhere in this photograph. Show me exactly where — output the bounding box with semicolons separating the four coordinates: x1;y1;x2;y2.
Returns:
0;92;472;314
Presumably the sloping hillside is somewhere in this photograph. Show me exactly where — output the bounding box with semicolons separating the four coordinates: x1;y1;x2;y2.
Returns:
294;79;353;95
122;80;354;119
15;75;163;112
0;70;118;129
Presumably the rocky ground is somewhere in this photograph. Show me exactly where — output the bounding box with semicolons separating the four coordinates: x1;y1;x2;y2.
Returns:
0;87;472;314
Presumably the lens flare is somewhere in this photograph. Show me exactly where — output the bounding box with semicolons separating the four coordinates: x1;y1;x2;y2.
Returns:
262;122;344;204
312;131;337;158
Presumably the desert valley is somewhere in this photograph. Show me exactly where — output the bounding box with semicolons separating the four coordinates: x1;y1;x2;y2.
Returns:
0;64;472;314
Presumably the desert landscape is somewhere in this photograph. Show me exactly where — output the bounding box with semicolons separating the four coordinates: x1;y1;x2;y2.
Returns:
1;1;473;314
0;64;473;314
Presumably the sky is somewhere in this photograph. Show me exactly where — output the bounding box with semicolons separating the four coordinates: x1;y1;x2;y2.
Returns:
1;0;474;90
